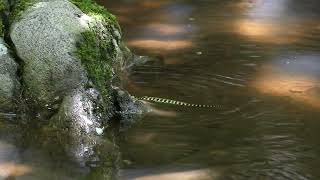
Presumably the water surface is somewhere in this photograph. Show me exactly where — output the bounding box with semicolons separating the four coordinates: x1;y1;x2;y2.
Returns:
99;0;320;179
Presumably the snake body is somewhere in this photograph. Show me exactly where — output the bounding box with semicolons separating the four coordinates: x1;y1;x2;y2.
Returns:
136;96;221;108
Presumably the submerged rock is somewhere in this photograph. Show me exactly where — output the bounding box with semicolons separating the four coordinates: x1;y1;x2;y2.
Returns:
0;38;20;111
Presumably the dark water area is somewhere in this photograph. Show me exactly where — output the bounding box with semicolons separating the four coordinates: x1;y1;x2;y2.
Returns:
98;0;320;179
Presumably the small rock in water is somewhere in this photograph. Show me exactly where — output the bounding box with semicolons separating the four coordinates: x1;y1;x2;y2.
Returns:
95;127;104;135
196;51;203;55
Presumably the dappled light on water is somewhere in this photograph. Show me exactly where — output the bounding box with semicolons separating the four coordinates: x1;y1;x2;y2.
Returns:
234;20;300;44
122;168;215;180
0;141;32;178
127;39;193;52
252;57;320;108
253;72;318;107
0;162;32;178
144;23;188;36
233;0;306;44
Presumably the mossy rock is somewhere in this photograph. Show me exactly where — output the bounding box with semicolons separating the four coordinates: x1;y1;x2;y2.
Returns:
0;0;7;37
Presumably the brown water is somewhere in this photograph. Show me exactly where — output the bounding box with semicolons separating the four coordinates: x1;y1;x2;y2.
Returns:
99;0;320;179
1;0;320;179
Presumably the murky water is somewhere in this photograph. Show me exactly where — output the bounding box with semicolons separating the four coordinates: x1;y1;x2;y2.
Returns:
99;0;320;179
1;0;320;179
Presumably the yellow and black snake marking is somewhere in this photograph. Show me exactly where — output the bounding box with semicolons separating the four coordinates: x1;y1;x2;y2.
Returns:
135;96;221;108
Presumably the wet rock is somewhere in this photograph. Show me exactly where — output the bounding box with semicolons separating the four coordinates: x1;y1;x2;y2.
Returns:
113;87;149;129
0;38;20;111
8;0;147;177
51;88;104;165
49;87;120;178
10;0;88;110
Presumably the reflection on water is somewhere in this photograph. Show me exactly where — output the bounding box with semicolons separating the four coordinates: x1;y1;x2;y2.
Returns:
121;168;215;180
100;0;320;179
233;0;319;44
0;162;32;179
0;140;32;179
127;39;193;52
253;53;320;109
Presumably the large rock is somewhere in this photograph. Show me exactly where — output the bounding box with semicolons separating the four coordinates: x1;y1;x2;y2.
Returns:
10;0;88;110
9;0;146;178
10;0;148;120
50;88;115;166
0;38;20;111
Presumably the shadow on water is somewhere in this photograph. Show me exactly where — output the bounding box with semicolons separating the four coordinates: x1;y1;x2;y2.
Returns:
95;0;320;179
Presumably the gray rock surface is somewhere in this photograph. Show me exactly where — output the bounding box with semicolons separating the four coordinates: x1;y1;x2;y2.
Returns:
0;38;20;111
10;0;88;109
8;1;147;176
52;88;104;164
10;0;112;170
50;87;120;178
9;1;126;177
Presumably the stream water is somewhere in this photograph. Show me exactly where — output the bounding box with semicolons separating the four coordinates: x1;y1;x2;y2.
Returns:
101;0;320;179
1;0;320;179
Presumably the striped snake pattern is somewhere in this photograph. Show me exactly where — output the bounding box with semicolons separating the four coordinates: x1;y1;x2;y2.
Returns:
135;96;221;108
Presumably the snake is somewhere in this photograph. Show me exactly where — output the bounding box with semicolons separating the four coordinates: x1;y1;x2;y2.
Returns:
135;96;222;108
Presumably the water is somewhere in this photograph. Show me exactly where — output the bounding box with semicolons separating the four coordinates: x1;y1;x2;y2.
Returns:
1;0;320;179
98;0;320;179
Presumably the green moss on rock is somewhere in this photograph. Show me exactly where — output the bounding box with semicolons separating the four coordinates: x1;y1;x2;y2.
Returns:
72;0;122;98
75;30;114;97
11;0;119;26
0;0;4;10
10;0;35;22
0;0;6;37
70;0;118;26
0;21;3;37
